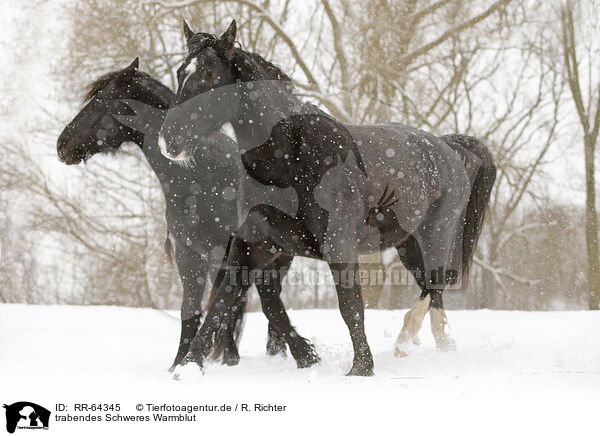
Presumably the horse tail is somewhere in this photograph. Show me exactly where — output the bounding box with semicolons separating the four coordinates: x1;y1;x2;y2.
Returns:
441;134;496;287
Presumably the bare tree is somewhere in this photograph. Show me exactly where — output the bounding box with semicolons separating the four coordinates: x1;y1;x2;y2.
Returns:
560;1;600;309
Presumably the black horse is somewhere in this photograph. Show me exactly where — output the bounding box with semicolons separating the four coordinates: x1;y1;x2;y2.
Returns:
56;58;304;370
159;21;496;376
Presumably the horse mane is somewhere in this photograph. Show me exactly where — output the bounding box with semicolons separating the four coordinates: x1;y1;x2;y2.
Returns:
188;32;217;52
232;49;292;83
84;70;126;103
188;36;292;84
83;67;174;108
188;34;367;174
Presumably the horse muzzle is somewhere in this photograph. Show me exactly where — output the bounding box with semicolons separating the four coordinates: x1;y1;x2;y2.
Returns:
56;139;83;165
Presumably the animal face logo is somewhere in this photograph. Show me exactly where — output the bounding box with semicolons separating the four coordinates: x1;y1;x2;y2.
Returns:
3;402;50;434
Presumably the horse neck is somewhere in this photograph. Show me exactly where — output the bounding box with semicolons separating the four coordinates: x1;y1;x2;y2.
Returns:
138;131;173;179
228;82;326;228
126;76;176;177
135;73;175;109
109;128;170;201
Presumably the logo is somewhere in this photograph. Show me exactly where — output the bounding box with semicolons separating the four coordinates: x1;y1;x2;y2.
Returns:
3;402;50;433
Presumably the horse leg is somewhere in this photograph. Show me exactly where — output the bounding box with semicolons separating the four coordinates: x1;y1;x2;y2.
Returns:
218;254;292;364
221;297;245;366
169;246;207;371
258;254;293;357
266;323;287;356
330;262;374;376
220;285;245;366
204;261;243;367
236;206;319;366
187;207;319;368
185;236;253;367
394;292;431;357
429;290;456;351
255;269;320;367
415;183;469;354
170;316;202;372
204;244;254;367
394;236;431;357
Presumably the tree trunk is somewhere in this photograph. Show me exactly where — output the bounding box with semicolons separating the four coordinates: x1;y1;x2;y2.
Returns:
479;234;499;309
584;135;600;309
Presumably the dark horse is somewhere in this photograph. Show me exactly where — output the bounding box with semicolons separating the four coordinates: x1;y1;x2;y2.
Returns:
160;21;496;376
56;58;307;370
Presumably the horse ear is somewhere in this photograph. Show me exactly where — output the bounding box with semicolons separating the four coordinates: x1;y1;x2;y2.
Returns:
218;19;237;59
183;20;195;41
127;57;139;71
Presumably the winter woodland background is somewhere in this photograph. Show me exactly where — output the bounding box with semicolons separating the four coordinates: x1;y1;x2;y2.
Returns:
1;0;599;312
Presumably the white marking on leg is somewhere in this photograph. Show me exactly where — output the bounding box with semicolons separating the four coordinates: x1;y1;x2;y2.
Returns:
429;307;456;351
394;293;431;357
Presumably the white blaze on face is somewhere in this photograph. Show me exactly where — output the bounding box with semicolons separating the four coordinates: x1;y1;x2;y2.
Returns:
181;57;198;90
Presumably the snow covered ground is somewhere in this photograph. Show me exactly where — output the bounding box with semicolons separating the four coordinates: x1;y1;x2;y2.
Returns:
1;304;599;435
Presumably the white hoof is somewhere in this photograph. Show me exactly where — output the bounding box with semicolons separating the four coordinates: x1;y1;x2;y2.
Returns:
435;336;456;352
394;336;419;358
394;295;431;358
430;307;455;352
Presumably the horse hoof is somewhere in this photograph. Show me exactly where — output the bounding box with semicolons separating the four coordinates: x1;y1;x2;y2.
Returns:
266;341;288;357
346;351;374;376
394;348;408;358
180;351;204;369
436;337;457;352
267;347;287;358
346;364;374;377
296;354;320;369
171;361;205;382
224;357;240;366
168;364;177;373
295;344;320;368
394;336;419;357
223;352;240;366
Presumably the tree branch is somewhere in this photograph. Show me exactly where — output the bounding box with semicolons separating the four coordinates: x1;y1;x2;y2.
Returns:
398;0;514;67
144;0;320;86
